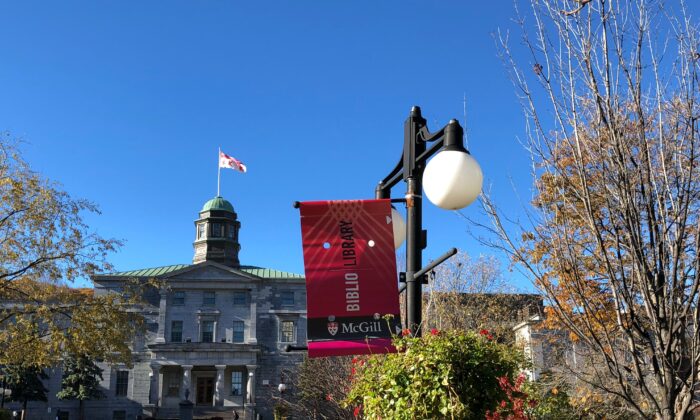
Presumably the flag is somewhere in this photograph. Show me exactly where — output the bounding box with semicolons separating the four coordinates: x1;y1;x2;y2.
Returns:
219;151;247;173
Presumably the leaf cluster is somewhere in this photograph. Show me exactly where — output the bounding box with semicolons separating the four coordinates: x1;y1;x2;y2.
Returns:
344;330;524;419
2;364;48;405
0;279;145;367
56;354;105;402
0;137;141;367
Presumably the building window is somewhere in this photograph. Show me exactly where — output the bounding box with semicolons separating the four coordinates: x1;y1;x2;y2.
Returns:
197;223;206;239
173;291;185;305
171;321;183;343
227;224;235;238
201;320;214;343
231;371;243;395
281;291;294;306
203;291;216;306
233;321;245;343
280;320;296;343
233;291;247;305
211;223;223;237
112;411;126;420
115;371;129;397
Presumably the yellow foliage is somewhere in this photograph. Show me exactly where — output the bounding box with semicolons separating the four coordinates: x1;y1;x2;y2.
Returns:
0;138;139;367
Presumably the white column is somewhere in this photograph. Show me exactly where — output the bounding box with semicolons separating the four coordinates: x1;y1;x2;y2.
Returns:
157;368;164;407
245;365;257;406
155;289;168;343
248;290;257;344
180;365;193;401
214;365;226;407
149;364;161;405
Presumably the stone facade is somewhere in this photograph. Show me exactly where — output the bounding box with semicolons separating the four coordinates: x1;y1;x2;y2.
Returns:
96;262;306;420
2;197;307;420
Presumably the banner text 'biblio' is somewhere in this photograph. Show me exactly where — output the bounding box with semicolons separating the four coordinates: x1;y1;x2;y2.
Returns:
299;200;400;357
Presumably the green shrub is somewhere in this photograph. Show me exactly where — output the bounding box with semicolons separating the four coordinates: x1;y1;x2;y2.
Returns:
344;329;525;419
522;381;577;420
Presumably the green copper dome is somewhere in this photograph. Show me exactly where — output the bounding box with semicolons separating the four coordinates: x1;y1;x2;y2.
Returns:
201;196;234;213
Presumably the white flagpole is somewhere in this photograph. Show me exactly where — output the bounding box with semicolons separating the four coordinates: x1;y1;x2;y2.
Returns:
217;147;221;196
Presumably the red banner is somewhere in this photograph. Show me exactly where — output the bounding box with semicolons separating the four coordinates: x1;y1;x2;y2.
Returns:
299;200;401;357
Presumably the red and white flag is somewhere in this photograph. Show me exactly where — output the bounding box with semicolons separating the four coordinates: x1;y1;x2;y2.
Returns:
219;151;247;173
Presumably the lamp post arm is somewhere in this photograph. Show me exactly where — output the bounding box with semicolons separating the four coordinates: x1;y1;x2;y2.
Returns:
284;344;308;352
417;125;445;144
414;247;457;279
380;156;404;187
415;138;445;168
398;247;457;295
376;155;404;198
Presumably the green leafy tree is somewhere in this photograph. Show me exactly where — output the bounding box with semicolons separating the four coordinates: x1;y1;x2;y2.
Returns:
344;330;524;419
56;354;105;420
4;364;48;419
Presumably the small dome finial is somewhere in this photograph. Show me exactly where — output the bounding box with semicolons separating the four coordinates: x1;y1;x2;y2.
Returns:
201;196;234;213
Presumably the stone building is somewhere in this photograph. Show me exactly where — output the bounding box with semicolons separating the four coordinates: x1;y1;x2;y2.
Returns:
3;196;307;420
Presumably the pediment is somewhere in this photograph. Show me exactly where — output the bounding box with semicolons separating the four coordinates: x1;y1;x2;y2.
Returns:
163;261;260;282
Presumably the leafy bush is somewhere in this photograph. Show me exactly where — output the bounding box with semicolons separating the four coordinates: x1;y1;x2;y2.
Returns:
522;380;577;420
485;373;539;419
344;329;525;419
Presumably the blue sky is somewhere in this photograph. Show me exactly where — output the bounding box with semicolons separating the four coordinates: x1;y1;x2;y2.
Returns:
1;1;556;290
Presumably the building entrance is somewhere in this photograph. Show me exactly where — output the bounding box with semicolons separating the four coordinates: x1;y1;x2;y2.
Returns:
196;377;214;405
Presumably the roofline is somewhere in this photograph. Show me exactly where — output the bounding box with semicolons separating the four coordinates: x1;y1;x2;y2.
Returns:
94;262;304;281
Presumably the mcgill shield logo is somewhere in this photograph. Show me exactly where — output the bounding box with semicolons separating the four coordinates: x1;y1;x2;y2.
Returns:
327;315;338;336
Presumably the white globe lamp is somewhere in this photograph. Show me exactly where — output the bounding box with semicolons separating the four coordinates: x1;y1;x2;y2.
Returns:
423;150;483;210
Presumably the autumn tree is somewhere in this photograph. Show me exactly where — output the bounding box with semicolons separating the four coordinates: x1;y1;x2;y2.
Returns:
4;364;48;419
56;354;105;420
0;137;141;367
478;0;700;418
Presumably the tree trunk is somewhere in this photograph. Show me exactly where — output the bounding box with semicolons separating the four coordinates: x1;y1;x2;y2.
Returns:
79;399;84;420
21;399;27;420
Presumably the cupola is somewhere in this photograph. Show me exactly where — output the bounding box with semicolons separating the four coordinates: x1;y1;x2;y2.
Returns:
192;196;241;267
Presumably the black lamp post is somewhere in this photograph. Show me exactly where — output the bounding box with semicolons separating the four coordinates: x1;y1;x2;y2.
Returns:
377;106;482;335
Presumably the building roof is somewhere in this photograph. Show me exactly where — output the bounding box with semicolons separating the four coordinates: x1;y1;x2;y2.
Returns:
239;266;304;279
100;264;304;279
201;196;234;213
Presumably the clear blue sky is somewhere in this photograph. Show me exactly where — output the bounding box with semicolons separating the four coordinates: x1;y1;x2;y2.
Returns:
1;1;550;290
